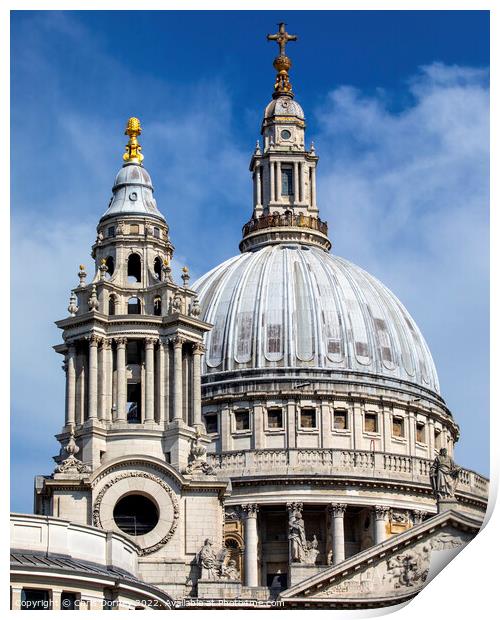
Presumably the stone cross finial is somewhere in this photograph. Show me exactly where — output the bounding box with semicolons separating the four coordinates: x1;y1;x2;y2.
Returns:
266;23;298;96
267;22;297;57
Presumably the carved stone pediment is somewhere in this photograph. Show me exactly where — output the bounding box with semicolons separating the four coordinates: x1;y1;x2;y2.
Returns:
280;510;480;605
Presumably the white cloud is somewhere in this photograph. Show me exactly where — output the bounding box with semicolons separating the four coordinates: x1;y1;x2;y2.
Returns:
315;63;489;472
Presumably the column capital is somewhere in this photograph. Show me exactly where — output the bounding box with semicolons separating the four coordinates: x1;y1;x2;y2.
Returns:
412;509;427;525
329;503;347;518
192;342;206;355
115;336;127;348
101;338;112;350
145;337;158;348
159;336;170;348
374;505;391;520
173;335;185;348
241;503;259;517
88;333;101;347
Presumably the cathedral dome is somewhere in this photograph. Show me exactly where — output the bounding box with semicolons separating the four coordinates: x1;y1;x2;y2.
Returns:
193;244;440;394
100;162;165;222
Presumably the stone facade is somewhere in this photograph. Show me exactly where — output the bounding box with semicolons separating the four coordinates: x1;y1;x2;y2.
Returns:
12;23;489;610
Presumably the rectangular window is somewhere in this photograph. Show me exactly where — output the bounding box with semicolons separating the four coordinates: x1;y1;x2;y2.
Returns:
205;413;218;434
364;412;378;433
392;416;405;438
61;592;77;610
281;166;293;196
21;589;50;610
334;409;348;430
126;341;141;365
153;227;160;238
126;383;141;424
234;409;250;431
434;429;441;449
416;422;426;444
267;408;283;429
107;226;115;237
300;408;316;429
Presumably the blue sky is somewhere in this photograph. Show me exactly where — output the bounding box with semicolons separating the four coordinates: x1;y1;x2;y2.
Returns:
11;10;489;512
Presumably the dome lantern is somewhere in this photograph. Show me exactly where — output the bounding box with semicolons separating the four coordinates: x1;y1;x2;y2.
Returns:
242;26;330;253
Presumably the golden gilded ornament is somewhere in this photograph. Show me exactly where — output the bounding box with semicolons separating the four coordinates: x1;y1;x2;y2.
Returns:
123;116;144;163
267;23;297;97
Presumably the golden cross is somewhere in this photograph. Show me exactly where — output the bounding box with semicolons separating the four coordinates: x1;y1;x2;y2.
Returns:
267;22;297;57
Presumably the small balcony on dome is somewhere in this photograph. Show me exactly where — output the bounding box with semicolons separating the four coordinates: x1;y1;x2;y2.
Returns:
240;211;331;252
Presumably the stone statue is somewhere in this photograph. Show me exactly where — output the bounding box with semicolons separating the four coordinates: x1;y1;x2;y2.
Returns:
197;540;240;581
220;559;240;581
430;448;461;499
197;539;220;580
184;428;214;475
304;535;320;565
289;510;307;562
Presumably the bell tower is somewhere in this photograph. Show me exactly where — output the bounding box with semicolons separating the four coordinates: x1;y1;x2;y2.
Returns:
241;23;331;253
53;118;212;473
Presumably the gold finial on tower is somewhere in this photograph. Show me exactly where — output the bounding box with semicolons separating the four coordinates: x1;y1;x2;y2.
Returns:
267;23;297;98
123;117;144;163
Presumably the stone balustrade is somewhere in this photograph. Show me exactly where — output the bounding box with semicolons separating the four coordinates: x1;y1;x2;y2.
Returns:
206;448;489;501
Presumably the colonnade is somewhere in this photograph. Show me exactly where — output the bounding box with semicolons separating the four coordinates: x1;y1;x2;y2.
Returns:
64;335;205;427
236;502;423;588
254;160;317;208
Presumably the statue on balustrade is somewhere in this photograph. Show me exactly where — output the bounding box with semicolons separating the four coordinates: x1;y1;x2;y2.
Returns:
430;448;461;499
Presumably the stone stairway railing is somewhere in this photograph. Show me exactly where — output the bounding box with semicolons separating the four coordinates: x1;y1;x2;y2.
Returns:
206;448;489;500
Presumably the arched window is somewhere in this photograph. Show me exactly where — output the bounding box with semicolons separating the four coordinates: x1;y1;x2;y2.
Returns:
128;297;141;315
153;296;162;316
105;256;115;278
109;294;116;316
127;253;141;283
153;257;162;280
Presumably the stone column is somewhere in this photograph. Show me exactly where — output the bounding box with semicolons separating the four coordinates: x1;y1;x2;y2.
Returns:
253;401;264;449
293;161;299;204
329;503;347;565
163;338;170;423
116;337;127;421
144;338;156;423
276;161;282;202
374;506;390;544
172;336;184;422
311;165;317;208
97;341;106;420
88;334;100;420
65;343;76;427
428;418;436;458
299;162;304;202
103;339;113;421
242;504;259;587
408;409;416;456
157;339;165;424
256;163;262;207
269;160;275;204
192;342;205;428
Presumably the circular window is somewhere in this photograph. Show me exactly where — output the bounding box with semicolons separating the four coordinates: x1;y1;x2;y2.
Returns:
113;495;159;536
129;192;138;201
281;129;292;140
